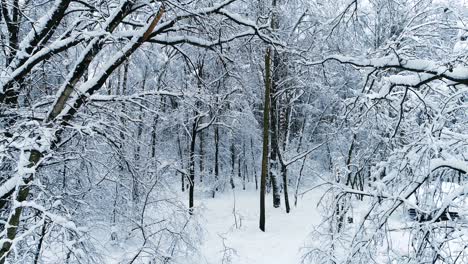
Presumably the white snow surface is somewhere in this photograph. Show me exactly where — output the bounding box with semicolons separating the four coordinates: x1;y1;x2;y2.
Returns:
196;188;322;264
91;187;323;264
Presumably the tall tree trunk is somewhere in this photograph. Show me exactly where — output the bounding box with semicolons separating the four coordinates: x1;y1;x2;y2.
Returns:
199;130;204;183
151;116;158;158
230;140;236;189
238;149;244;190
269;0;282;208
214;125;220;194
294;157;307;207
279;98;291;213
178;133;185;192
214;79;221;188
269;74;281;208
111;183;118;241
251;137;258;190
188;118;198;214
197;63;205;184
1;0;21;65
133;66;146;202
242;141;246;190
260;47;272;232
281;163;290;213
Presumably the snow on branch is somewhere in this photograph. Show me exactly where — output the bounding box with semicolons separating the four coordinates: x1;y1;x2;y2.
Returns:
6;0;72;74
431;158;468;174
0;176;21;201
54;6;166;123
149;29;258;48
89;90;184;102
0;35;87;93
307;54;468;86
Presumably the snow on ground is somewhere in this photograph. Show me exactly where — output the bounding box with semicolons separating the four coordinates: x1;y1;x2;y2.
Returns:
196;187;323;264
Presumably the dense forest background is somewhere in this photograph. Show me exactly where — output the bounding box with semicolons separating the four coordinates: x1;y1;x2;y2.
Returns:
0;0;467;263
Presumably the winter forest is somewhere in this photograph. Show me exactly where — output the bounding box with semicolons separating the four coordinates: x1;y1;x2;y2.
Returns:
0;0;468;263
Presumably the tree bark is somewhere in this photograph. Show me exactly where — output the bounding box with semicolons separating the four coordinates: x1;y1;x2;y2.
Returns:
0;150;42;263
260;47;272;232
281;163;290;213
230;141;236;189
188;118;198;214
199;130;204;183
269;67;281;208
268;0;282;208
33;220;47;264
178;133;185;192
214;125;220;196
279;97;291;213
242;142;246;190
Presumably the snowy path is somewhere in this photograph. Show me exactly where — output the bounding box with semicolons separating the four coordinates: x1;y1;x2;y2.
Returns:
197;188;322;264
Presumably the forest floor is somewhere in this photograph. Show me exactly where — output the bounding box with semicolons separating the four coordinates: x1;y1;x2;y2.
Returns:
197;187;323;264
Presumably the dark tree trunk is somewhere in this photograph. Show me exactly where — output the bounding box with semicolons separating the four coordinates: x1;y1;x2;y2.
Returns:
294;157;307;207
178;133;185;192
111;183;118;241
269;68;281;208
268;0;282;209
33;220;47;264
281;163;290;213
230;141;236;189
279;96;291;213
214;126;220;194
242;141;246;190
199;130;204;183
260;48;272;232
188;120;198;214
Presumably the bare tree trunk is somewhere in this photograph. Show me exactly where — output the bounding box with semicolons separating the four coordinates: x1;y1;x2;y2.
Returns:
188;118;198;214
238;150;244;190
151;116;158;158
133;66;147;202
334;134;356;232
269;71;281;208
150;66;160;160
294;157;307;207
251;138;258;190
242;141;246;190
214;125;220;196
199;130;204;183
1;0;21;65
230;140;236;189
281;163;290;213
111;183;118;241
178;133;185;192
33;220;47;264
214;79;220;189
260;47;272;232
268;0;282;209
197;63;205;184
279;98;291;213
326;137;333;172
345;134;356;186
0;150;42;263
